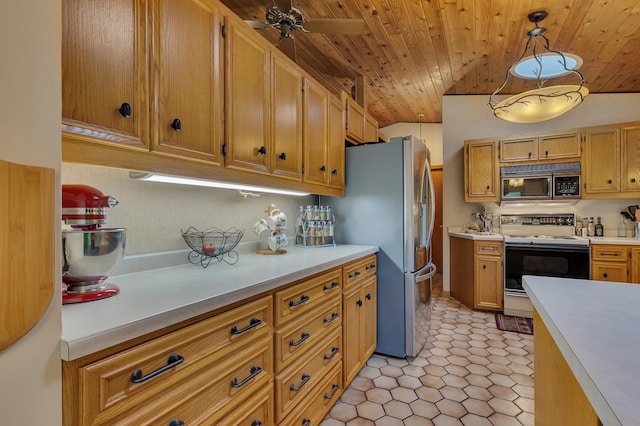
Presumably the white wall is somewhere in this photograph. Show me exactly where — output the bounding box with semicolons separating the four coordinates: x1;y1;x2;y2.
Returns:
442;93;640;292
380;122;443;166
0;1;62;424
62;164;317;255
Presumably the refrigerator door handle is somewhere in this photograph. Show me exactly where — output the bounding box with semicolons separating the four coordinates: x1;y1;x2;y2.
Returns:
416;262;437;282
420;161;436;249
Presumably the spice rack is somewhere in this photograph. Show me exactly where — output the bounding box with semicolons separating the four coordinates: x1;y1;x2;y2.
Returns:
295;205;336;248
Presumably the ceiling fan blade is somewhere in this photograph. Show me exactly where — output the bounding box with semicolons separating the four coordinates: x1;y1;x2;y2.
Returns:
245;20;271;29
279;37;297;61
303;19;365;35
273;0;292;13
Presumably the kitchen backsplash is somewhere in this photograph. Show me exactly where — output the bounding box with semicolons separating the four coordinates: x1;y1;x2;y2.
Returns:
62;163;318;255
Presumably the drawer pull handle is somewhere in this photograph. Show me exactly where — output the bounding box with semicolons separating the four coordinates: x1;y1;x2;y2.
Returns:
600;251;620;256
324;312;339;323
230;317;262;335
365;263;376;270
323;281;340;291
290;373;311;391
324;346;339;360
251;421;263;426
481;246;497;251
168;419;184;426
289;294;309;308
302;418;311;426
324;383;340;400
349;271;361;279
131;353;184;384
231;365;262;388
290;332;310;347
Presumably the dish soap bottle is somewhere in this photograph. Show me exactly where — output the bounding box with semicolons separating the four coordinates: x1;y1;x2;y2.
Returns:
618;214;627;237
595;217;604;236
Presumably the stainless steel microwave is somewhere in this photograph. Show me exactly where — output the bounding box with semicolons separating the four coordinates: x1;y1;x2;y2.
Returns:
500;162;581;201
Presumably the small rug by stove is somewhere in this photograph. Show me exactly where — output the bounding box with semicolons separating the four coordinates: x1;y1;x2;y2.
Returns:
495;313;533;335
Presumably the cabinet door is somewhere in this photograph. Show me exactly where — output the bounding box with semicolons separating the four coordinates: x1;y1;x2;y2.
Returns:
591;261;628;282
362;277;377;360
629;247;640;284
583;127;620;194
62;0;148;148
500;137;538;163
621;126;640;192
364;114;378;142
327;95;345;189
342;284;362;386
303;78;329;185
474;255;502;310
272;54;303;180
345;99;365;144
152;0;222;164
538;131;581;161
464;140;499;202
225;20;271;174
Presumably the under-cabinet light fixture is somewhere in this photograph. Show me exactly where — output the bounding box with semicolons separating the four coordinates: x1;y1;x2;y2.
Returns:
129;172;311;196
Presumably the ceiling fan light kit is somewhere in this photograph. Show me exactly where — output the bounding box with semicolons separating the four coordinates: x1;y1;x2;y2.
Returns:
489;10;588;123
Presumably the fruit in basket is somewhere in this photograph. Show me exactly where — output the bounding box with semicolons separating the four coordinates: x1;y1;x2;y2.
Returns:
202;243;216;255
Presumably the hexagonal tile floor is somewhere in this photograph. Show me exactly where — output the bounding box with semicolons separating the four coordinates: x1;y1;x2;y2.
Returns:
322;274;534;425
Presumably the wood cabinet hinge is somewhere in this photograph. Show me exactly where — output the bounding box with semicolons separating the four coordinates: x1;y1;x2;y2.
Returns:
301;82;305;92
301;165;305;174
221;143;227;156
221;24;227;38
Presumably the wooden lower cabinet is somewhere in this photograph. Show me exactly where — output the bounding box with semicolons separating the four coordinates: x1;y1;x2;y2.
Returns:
450;236;503;311
534;309;601;425
591;244;630;282
63;255;376;425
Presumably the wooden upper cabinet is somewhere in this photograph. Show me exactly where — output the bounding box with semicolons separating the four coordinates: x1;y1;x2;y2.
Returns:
464;139;499;202
344;96;365;144
621;126;640;192
364;114;378;143
271;53;303;180
151;0;222;164
225;18;271;174
303;78;329;186
327;95;345;189
499;131;580;164
62;0;149;148
583;126;621;195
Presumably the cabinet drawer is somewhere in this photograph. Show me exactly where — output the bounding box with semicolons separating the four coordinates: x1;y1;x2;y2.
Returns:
280;362;343;426
343;254;377;288
591;245;628;261
275;295;341;372
274;268;342;326
79;296;272;424
475;241;503;256
275;328;342;422
97;335;273;425
212;384;274;426
591;262;628;282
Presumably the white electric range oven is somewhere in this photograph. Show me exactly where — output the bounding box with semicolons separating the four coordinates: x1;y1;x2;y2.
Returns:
501;214;590;318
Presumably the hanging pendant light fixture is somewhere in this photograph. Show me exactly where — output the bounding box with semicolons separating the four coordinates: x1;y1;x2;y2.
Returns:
488;11;588;123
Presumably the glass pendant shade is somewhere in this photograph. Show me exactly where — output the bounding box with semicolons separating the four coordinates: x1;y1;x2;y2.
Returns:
511;53;583;79
492;85;589;123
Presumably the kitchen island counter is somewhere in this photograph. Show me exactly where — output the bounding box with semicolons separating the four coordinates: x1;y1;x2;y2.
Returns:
61;244;378;361
523;275;640;425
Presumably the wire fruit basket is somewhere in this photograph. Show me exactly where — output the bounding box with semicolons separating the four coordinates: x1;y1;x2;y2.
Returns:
181;227;244;267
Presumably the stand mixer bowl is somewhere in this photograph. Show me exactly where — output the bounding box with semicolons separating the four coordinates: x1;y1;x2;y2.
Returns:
62;228;126;292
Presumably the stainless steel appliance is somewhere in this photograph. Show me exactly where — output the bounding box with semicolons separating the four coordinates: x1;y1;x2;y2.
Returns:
321;136;436;358
500;162;581;202
502;213;590;318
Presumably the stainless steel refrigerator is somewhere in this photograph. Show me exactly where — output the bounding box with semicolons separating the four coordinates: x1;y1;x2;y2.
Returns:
321;135;436;358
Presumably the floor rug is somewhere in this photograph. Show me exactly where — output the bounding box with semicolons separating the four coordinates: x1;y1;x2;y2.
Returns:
495;313;533;335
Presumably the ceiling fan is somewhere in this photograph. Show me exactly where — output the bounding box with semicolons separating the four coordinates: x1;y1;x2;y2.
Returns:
244;0;365;60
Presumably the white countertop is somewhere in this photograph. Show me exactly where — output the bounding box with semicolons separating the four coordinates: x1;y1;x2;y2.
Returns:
447;227;503;241
523;275;640;426
61;244;378;361
587;236;640;245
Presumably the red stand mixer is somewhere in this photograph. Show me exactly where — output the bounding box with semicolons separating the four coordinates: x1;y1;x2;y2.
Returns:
61;185;126;304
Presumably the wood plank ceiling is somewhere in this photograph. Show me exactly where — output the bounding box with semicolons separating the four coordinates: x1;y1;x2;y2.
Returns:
219;0;640;127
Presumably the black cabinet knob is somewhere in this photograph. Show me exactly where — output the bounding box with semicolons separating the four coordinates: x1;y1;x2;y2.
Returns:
545;150;549;156
486;185;490;190
332;169;338;176
118;102;131;118
257;146;267;156
168;419;184;426
320;165;327;172
356;299;363;307
528;152;531;157
603;272;608;278
632;178;637;183
607;179;613;184
171;118;181;132
278;152;286;160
